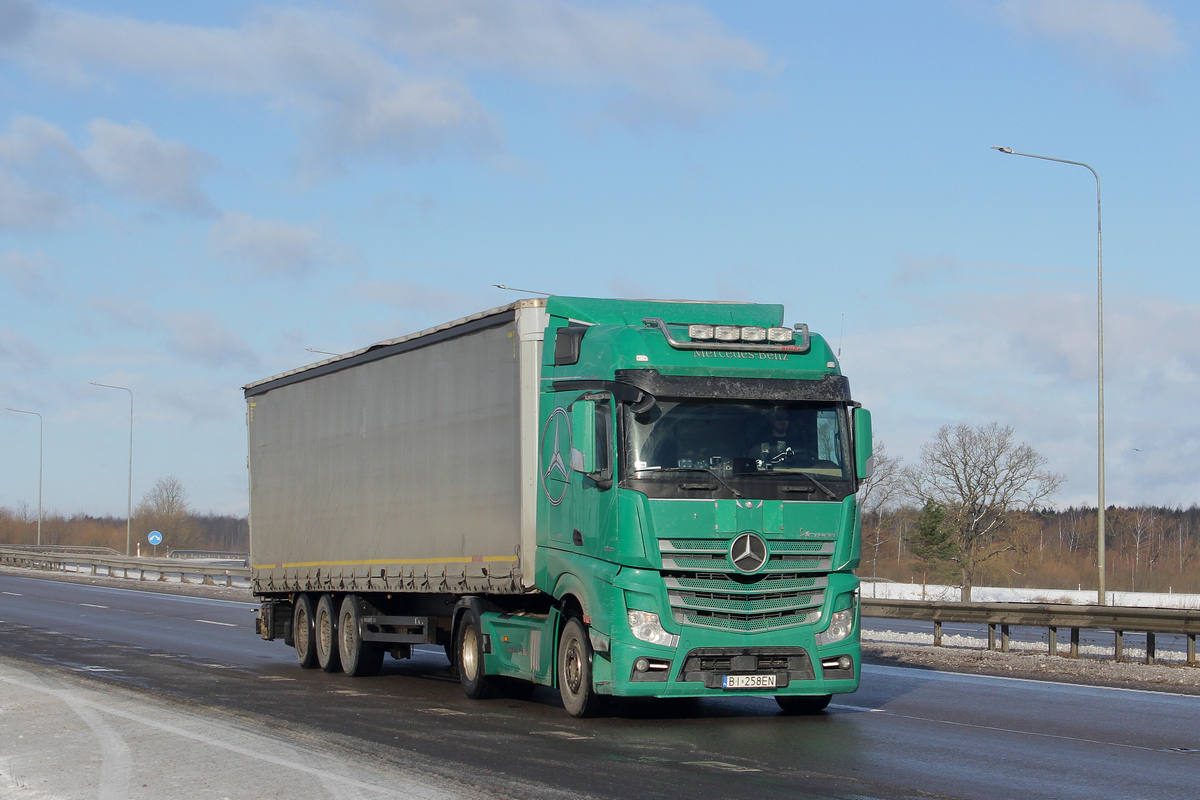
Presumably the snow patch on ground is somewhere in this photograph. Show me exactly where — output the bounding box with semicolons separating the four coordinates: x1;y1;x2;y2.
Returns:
860;582;1200;609
861;628;1186;663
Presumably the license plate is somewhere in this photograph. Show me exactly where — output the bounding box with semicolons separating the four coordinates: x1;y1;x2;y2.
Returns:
722;674;776;689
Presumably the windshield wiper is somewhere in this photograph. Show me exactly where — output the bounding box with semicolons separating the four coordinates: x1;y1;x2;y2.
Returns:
791;471;837;500
634;467;743;498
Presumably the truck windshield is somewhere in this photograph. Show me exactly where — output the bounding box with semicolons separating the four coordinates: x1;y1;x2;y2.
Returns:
622;399;853;499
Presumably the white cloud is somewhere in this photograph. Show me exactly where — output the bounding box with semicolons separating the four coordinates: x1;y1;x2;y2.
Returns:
0;115;214;227
996;0;1184;83
0;326;45;370
0;249;60;301
82;120;215;214
845;288;1200;507
166;311;259;370
364;0;771;123
209;212;319;277
0;1;768;168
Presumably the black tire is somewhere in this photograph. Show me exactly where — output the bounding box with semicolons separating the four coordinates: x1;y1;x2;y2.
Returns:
338;595;384;677
315;594;342;673
775;694;832;715
558;617;605;717
456;608;497;700
292;594;319;669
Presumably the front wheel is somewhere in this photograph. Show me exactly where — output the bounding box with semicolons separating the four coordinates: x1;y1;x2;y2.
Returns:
775;694;832;715
557;617;605;718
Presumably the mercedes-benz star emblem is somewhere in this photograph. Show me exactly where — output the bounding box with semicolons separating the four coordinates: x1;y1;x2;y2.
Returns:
729;532;769;574
539;407;571;506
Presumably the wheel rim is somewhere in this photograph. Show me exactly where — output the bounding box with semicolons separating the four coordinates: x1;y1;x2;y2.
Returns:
296;607;309;653
462;625;479;681
318;610;331;654
564;636;582;694
340;611;354;659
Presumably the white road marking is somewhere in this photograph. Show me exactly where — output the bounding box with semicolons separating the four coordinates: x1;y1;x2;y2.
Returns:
80;603;109;609
418;708;467;716
681;761;760;772
531;730;593;740
195;619;237;627
1;591;22;596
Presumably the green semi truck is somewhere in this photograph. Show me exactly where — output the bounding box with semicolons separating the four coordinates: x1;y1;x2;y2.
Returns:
249;296;871;716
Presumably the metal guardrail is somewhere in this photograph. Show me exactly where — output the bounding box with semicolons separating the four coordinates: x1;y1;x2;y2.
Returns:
0;544;123;556
0;547;251;588
168;549;249;563
863;598;1200;667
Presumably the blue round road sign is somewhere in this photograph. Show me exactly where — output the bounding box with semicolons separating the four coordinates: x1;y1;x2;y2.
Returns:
147;531;163;546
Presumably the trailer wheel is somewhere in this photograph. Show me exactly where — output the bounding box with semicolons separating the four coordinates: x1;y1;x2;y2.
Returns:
315;594;342;673
456;608;496;700
775;694;832;715
558;617;605;718
338;595;383;677
292;594;319;669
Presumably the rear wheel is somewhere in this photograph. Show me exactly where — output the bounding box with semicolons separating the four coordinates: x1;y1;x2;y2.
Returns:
456;608;497;699
338;595;384;677
315;594;342;673
775;694;832;715
292;594;318;669
558;617;605;717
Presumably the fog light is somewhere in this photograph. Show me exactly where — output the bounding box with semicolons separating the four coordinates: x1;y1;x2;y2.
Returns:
838;655;852;670
634;657;650;673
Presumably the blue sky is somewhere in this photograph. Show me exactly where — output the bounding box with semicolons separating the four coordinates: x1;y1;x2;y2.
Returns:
2;0;1198;517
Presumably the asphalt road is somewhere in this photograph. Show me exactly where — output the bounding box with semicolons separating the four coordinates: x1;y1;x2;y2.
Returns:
2;572;1198;800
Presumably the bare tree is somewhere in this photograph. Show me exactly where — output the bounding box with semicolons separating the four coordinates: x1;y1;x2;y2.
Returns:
135;476;198;551
906;422;1064;601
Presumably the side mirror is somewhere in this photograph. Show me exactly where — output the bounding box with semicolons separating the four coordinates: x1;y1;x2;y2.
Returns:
571;400;596;473
853;407;873;480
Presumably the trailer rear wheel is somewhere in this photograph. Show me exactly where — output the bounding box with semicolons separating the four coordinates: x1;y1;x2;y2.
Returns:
339;595;384;677
775;694;831;714
456;608;496;699
558;617;605;718
293;594;319;669
315;594;342;673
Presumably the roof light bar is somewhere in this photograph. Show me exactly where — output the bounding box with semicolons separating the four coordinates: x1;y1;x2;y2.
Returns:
714;326;741;342
767;327;794;343
740;326;767;342
688;324;715;340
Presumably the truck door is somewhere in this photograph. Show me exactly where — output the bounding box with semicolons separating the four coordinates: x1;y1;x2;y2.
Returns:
571;395;617;562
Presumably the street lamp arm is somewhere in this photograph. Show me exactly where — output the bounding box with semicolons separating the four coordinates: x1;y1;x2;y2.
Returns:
991;144;1106;607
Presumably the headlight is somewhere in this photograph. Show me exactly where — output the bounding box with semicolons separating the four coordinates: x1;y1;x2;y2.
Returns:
815;608;854;646
627;610;680;647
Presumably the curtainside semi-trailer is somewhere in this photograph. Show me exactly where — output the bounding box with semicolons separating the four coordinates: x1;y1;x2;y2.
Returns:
249;296;872;716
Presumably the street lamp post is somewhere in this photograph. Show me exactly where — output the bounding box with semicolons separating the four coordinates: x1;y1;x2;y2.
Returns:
992;145;1106;606
6;408;43;546
90;382;134;557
